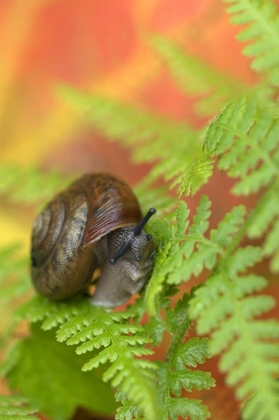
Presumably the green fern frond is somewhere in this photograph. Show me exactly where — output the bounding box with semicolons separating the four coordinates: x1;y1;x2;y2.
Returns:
57;307;157;419
15;295;80;327
18;296;157;420
0;165;71;205
145;196;246;315
204;98;279;190
151;35;249;116
156;297;214;420
204;97;279;270
4;324;118;419
60;87;192;151
0;395;38;419
189;247;279;420
225;0;279;85
60;87;210;196
16;293;214;419
116;296;214;420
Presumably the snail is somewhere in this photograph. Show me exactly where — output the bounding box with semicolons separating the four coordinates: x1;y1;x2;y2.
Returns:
31;173;156;307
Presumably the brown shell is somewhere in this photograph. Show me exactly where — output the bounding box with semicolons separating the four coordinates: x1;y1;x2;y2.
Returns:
63;173;143;246
31;172;144;300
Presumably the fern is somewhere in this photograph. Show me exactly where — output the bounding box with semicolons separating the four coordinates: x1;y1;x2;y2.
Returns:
186;69;279;420
151;35;274;117
155;297;214;420
59;87;193;153
0;395;38;420
147;98;279;417
60;87;211;197
15;296;157;420
115;296;215;420
146;196;246;314
151;35;248;116
146;183;279;419
2;323;118;419
225;0;279;86
0;164;72;205
189;252;279;419
5;291;214;420
204;97;279;270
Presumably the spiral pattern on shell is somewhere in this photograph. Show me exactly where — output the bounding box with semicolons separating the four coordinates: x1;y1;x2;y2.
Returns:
31;173;146;301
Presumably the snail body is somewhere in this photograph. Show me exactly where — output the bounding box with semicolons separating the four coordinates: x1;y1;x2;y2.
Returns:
31;173;156;307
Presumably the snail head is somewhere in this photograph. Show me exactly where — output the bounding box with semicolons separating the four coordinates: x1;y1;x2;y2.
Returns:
110;208;156;265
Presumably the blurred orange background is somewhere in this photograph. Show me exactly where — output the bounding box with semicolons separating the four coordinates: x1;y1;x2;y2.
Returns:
1;1;278;419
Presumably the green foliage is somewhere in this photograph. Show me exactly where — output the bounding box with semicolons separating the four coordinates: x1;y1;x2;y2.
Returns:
2;0;279;419
0;245;30;305
225;0;279;86
1;293;213;420
5;324;117;420
151;35;248;116
155;297;214;420
204;97;279;193
145;197;247;314
0;246;31;345
114;296;215;420
59;86;211;197
204;97;279;271
0;164;72;205
13;296;158;420
0;395;38;420
189;256;279;419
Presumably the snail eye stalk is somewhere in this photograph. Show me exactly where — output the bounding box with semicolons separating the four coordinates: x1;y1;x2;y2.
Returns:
133;208;156;236
110;242;131;265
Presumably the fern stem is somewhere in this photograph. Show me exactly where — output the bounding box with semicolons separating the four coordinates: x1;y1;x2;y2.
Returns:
166;310;191;364
157;307;191;420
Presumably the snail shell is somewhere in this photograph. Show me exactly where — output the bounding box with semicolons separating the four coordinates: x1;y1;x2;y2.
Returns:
31;173;156;307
